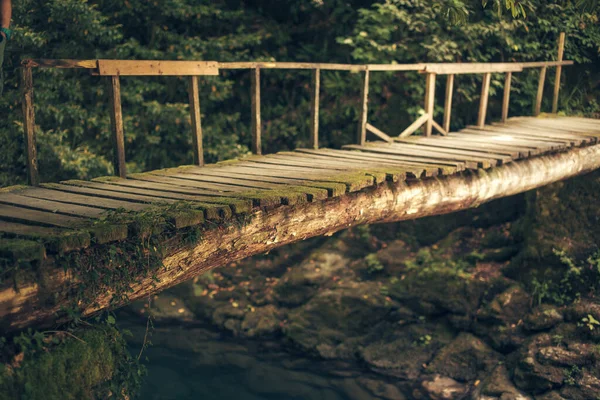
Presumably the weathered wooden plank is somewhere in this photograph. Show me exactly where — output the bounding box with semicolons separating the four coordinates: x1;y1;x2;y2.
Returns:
0;238;45;262
0;221;91;253
0;204;87;228
61;180;237;218
22;187;148;211
251;67;261;155
535;66;547;116
366;123;393;142
484;124;592;146
47;183;177;205
453;131;558;153
188;76;204;166
443;74;454;132
129;173;285;208
503;121;600;138
382;143;500;168
502;72;512;123
294;149;444;177
477;72;491;127
389;140;513;164
107;75;127;178
309;68;320;149
395;136;523;159
357;69;370;145
97;60;219;76
91;177;253;214
0;193;107;218
425;63;522;75
25;59;98;69
552;32;565;114
431;119;448;136
399;113;429;138
509;119;600;134
21;66;40;186
424;73;436;136
344;144;471;169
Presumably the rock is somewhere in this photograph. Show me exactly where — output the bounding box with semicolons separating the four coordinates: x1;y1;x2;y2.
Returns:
427;333;501;382
524;305;564;331
421;375;467;400
481;286;531;325
512;334;565;393
283;281;393;359
357;377;407;400
559;370;600;400
536;346;594;367
240;305;283;338
534;391;566;400
273;251;351;307
479;364;532;399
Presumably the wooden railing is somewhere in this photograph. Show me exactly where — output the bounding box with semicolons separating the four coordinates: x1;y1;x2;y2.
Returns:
20;33;571;186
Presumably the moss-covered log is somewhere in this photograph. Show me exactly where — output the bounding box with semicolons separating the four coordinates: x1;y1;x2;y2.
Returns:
2;143;600;331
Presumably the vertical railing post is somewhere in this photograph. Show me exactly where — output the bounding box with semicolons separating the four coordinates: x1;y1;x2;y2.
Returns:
443;74;454;133
21;66;40;186
424;72;436;136
250;67;261;155
534;66;547;116
309;68;320;149
477;72;491;128
501;72;512;123
357;67;369;145
188;76;204;166
107;76;127;178
552;32;566;114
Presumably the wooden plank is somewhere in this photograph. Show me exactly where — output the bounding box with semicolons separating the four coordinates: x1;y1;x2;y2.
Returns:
107;75;127;178
477;73;491;127
431;119;447;136
21;187;148;211
44;183;178;205
97;60;219;76
0;221;68;238
382;143;502;168
366;123;393;142
535;66;547;116
146;172;248;192
399;114;429;138
424;73;436;136
251;67;261;155
443;74;454;132
0;221;91;253
391;139;513;164
21;66;40;186
219;61;426;72
485;124;593;145
520;118;600;133
454;131;559;152
520;61;573;68
188;76;204;166
502;72;512;123
188;167;347;197
309;68;320;149
506;119;600;136
0;193;106;218
425;63;522;75
294;149;444;177
25;59;98;69
552;32;566;113
395;136;523;159
0;204;86;228
357;69;369;145
343;144;471;169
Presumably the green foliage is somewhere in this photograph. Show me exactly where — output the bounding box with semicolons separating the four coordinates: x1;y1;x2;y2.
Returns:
365;253;385;274
530;248;600;306
564;365;582;386
0;324;143;400
580;314;600;331
405;248;473;279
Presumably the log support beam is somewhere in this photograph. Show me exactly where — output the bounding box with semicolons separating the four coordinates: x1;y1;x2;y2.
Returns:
4;142;600;331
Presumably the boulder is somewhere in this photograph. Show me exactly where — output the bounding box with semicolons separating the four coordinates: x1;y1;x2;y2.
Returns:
427;333;501;382
240;305;283;338
524;305;564;332
421;375;467;400
479;364;532;400
512;334;565;393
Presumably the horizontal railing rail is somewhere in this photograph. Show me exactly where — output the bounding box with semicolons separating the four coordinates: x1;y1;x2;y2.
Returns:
20;33;570;186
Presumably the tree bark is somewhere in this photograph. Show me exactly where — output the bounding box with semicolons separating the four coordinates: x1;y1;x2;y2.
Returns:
3;143;600;332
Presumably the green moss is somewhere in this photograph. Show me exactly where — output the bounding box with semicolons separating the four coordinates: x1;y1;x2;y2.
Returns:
0;185;29;193
0;239;45;262
0;326;141;400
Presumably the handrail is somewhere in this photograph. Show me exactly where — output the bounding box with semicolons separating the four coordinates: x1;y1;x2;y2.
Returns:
18;33;571;186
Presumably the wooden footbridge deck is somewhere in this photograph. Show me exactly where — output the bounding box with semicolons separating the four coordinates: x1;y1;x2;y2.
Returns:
2;33;600;330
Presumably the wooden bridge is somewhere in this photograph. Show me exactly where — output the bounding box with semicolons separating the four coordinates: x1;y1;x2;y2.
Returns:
2;33;600;331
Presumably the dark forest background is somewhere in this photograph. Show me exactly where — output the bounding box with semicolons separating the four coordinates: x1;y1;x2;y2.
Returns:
0;0;598;185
